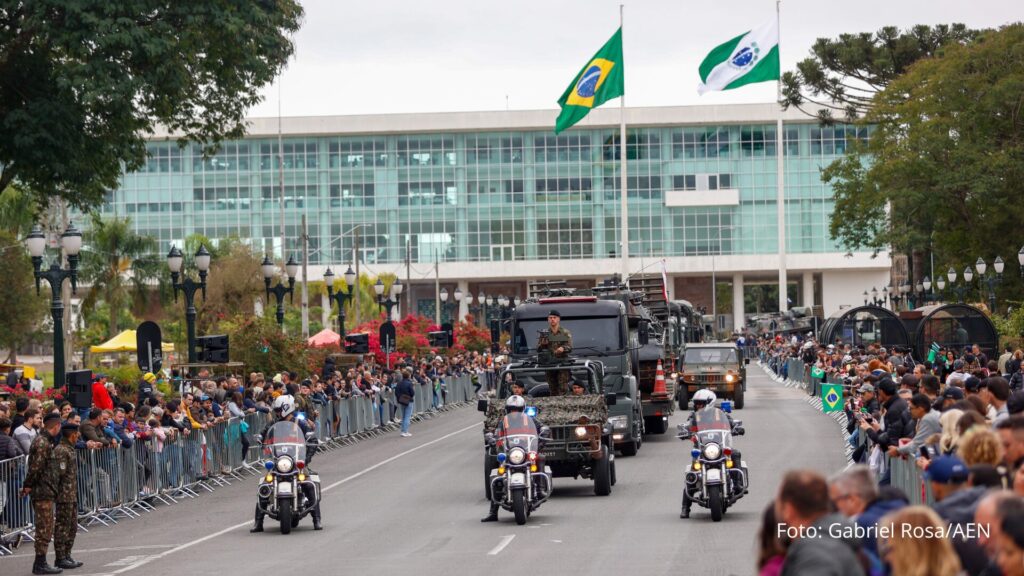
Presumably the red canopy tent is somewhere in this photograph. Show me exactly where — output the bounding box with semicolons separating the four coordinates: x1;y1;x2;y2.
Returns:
307;328;341;348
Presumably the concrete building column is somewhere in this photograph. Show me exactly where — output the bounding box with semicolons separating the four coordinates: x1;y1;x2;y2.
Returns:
802;271;814;308
732;273;744;331
321;293;331;331
457;279;470;322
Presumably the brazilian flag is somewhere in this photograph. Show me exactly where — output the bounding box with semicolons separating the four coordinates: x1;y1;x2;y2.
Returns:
554;28;624;134
821;383;843;413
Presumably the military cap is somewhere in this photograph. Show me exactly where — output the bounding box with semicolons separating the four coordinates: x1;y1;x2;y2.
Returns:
61;421;80;432
548;310;561;318
43;412;62;424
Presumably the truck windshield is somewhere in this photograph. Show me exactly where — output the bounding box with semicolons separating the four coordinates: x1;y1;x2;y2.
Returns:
684;348;738;363
512;316;623;355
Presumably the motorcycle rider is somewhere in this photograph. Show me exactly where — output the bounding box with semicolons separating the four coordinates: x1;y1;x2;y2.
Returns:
679;389;745;518
251;395;322;532
481;395;546;522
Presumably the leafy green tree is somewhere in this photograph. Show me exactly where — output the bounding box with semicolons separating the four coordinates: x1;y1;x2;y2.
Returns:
0;185;38;237
79;214;160;338
824;24;1024;300
0;230;48;362
195;241;264;334
781;24;980;123
0;2;303;211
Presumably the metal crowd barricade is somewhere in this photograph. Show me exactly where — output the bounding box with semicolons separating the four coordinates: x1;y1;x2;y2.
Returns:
0;455;31;554
889;455;934;505
180;429;213;493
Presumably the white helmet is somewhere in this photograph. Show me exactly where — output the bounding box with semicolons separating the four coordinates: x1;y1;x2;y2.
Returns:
692;389;717;408
505;395;526;412
272;395;296;418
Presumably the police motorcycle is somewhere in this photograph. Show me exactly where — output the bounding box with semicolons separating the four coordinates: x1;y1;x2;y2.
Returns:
485;396;553;525
676;389;747;522
254;398;322;534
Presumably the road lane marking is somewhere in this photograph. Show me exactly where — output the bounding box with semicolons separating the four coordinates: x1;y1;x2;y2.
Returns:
488;535;515;556
104;421;481;575
0;544;175;561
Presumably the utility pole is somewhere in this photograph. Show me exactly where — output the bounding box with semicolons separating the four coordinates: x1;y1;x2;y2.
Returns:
278;80;285;266
353;227;360;326
405;239;412;318
59;199;72;373
300;214;309;339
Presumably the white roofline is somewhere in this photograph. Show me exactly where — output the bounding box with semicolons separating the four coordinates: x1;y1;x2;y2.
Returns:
151;103;831;139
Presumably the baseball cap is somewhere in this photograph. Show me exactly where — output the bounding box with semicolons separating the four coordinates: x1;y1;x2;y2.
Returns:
942;387;965;400
924;455;968;484
858;383;875;393
143;372;157;383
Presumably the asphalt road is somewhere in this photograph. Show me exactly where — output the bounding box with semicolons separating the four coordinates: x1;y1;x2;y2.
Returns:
0;365;849;576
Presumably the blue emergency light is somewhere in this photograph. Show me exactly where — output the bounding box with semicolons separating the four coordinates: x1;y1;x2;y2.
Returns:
496;453;507;463
264;461;274;470
525;406;538;417
691;449;700;458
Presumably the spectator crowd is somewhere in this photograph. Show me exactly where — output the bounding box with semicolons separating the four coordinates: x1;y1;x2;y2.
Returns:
758;333;1024;576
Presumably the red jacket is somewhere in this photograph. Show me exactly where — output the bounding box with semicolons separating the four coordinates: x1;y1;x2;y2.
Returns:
92;381;114;410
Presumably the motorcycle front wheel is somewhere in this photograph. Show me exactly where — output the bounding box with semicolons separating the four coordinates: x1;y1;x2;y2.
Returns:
279;498;293;534
708;485;724;522
512;490;528;525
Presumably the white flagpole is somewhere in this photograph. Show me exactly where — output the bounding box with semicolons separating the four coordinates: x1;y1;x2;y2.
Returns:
619;3;629;283
775;0;788;313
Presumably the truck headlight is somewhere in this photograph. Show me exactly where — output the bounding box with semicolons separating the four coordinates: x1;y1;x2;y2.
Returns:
608;416;628;431
725;373;735;383
574;426;588;438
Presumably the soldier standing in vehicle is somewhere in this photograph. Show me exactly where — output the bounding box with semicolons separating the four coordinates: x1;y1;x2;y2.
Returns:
53;422;83;570
538;310;572;396
20;412;63;575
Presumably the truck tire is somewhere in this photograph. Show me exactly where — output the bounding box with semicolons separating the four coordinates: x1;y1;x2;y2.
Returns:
678;386;689;411
619;440;639;457
734;385;745;410
593;447;612;496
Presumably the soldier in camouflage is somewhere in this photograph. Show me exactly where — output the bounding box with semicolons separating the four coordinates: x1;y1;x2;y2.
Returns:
20;412;63;575
538;310;573;396
53;422;83;569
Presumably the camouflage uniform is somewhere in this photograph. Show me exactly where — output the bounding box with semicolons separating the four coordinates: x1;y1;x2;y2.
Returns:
539;327;573;396
53;438;78;561
23;433;59;556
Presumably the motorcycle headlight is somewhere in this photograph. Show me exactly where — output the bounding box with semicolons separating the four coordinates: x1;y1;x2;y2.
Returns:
608;416;628;430
702;443;721;460
276;456;294;473
508;448;526;465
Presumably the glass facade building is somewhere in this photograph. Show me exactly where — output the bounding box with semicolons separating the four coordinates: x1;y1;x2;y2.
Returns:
93;104;890;322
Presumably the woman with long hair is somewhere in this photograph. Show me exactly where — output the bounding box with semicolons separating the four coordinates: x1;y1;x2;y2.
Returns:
757;501;788;576
879;506;962;576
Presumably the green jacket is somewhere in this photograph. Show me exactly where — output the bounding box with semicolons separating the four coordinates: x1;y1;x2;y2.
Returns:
53;439;78;504
23;433;60;501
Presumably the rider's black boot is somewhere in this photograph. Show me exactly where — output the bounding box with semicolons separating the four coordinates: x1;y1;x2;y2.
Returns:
312;505;323;531
480;503;499;522
33;555;62;575
250;507;265;533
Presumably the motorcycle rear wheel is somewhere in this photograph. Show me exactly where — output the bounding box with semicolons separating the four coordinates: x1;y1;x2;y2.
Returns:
279;499;293;534
512;490;528;525
708;486;724;522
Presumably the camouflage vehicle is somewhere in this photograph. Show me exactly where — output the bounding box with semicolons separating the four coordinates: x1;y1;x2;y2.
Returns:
479;359;617;497
678;343;749;409
511;296;644;456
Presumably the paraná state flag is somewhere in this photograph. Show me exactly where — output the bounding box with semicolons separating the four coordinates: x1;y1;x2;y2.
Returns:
697;19;779;94
555;28;624;134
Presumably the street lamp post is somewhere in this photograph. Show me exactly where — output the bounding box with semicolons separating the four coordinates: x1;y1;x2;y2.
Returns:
438;286;462;323
262;254;298;329
25;223;82;391
864;286;886;307
975;257;1004;314
946;266;973;304
323;266;356;337
167;244;212;364
470;291;488;327
374;278;404;319
935;276;946;301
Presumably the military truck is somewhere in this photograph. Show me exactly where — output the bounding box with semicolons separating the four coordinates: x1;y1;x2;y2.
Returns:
480;359;617;496
510;296;644;456
677;342;749;409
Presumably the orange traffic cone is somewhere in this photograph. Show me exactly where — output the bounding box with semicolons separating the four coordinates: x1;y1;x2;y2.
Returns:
653;359;669;400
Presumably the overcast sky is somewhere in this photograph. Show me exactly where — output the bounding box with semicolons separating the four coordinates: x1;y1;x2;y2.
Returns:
248;0;1020;119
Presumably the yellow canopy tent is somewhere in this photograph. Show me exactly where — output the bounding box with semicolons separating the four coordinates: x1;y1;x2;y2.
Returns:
89;329;175;353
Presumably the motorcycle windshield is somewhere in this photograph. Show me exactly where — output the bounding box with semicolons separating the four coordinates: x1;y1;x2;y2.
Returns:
497;412;539;452
693;408;732;449
265;421;307;461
